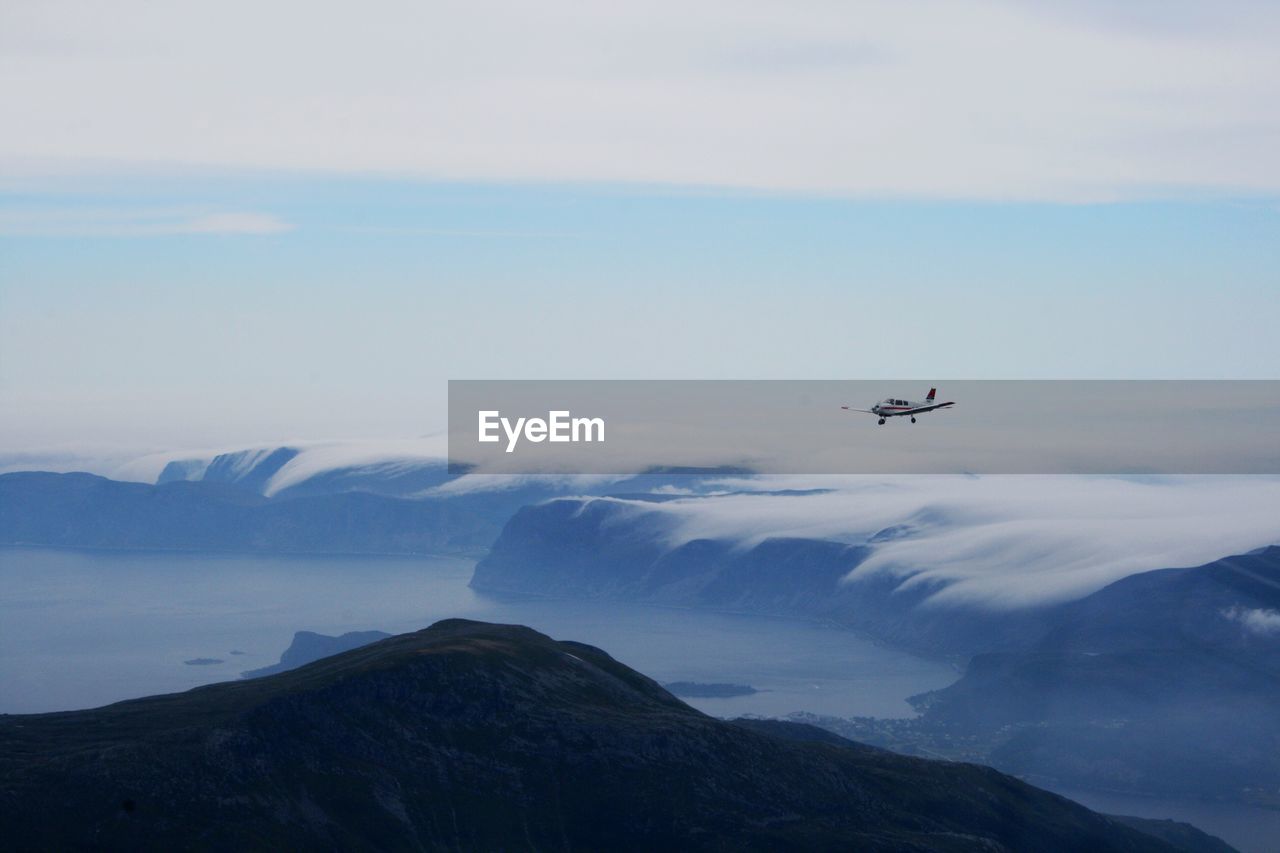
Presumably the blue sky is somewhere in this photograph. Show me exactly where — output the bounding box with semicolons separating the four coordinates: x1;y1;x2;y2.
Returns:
3;175;1277;451
1;1;1278;453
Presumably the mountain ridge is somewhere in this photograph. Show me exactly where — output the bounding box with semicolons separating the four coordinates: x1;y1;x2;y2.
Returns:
0;619;1199;852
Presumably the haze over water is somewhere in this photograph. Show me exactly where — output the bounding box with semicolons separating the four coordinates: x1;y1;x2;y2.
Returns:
5;546;1279;851
0;547;953;718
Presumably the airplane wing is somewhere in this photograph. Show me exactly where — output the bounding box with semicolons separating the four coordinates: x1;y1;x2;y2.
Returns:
903;401;955;415
840;406;878;414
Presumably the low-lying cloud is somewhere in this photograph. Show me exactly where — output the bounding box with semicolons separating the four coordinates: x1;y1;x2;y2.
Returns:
1222;606;1280;636
39;442;1280;614
610;475;1280;610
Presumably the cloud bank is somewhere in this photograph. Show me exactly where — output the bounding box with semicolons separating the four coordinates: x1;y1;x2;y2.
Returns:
3;0;1278;201
607;475;1280;609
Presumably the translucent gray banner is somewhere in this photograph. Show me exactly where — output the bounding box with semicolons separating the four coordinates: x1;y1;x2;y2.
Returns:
447;380;1280;475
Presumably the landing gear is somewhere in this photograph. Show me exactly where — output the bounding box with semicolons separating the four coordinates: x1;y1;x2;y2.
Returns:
878;418;886;425
911;417;916;423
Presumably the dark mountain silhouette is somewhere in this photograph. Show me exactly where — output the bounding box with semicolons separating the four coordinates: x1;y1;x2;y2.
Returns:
0;620;1197;852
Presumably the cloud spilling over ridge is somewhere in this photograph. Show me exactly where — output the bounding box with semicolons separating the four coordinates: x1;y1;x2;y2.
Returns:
262;438;448;495
85;439;684;497
107;437;449;489
17;441;1279;612
425;473;628;497
604;476;1280;609
106;438;629;498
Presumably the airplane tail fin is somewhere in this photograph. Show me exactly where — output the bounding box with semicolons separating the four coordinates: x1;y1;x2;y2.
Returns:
926;387;937;401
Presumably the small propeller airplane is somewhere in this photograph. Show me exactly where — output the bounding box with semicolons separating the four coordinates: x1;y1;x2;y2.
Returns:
842;387;955;425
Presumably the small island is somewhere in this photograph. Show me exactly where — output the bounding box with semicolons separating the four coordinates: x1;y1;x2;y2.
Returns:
183;658;224;666
664;681;758;699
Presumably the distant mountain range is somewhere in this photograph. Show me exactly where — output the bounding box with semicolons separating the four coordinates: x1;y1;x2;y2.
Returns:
0;620;1224;851
903;547;1280;800
0;463;740;556
140;442;751;500
6;463;1278;810
0;471;503;555
152;444;458;498
474;497;1280;659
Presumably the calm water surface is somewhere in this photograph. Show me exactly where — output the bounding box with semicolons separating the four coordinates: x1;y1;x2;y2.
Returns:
0;547;953;718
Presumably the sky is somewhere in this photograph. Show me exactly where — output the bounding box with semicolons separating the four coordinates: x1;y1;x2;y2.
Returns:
1;0;1278;455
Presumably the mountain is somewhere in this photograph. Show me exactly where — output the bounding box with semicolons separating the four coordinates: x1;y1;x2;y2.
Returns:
474;499;1280;661
475;499;1280;802
0;471;500;555
159;446;302;493
0;619;1198;851
154;445;458;499
919;547;1280;722
0;469;745;557
1035;546;1280;657
241;629;392;678
903;548;1280;800
147;444;751;501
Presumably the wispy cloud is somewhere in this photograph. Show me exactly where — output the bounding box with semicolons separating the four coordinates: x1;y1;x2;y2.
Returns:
1222;605;1280;636
0;207;294;236
164;212;292;235
333;224;577;239
424;473;627;498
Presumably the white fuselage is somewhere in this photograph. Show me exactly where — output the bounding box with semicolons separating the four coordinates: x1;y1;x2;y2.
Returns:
842;387;952;423
871;397;923;417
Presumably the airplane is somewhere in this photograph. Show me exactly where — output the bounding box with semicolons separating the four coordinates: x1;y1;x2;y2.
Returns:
842;387;955;425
